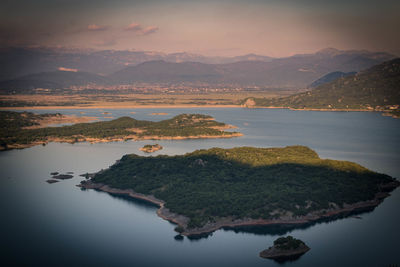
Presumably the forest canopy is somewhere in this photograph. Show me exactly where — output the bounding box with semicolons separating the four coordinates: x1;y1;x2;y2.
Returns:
89;146;395;228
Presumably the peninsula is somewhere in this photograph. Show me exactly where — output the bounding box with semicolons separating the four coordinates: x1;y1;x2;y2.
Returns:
259;236;310;260
0;111;242;150
79;146;399;236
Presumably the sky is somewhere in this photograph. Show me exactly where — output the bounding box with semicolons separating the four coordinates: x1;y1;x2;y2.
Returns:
1;0;399;57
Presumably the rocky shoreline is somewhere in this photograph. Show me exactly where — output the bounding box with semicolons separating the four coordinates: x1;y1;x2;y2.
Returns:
78;180;399;237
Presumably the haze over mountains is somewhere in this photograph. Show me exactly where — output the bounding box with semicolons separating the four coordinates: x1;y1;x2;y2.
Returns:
0;47;273;80
0;47;395;93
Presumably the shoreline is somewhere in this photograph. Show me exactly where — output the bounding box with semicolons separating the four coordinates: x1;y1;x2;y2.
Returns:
79;180;399;237
1;104;396;119
0;103;386;112
0;104;241;110
0;132;243;151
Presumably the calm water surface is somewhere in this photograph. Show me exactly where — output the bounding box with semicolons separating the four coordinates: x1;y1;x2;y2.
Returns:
1;108;399;266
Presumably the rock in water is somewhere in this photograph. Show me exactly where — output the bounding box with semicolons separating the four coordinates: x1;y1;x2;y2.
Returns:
52;174;73;180
46;179;59;184
260;236;310;261
139;144;163;153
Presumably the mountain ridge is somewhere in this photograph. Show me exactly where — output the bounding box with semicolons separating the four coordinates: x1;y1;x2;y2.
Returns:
0;48;396;92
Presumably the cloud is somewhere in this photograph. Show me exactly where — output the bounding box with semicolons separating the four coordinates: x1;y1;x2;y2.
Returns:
141;26;159;35
124;22;158;35
58;67;78;72
125;23;141;31
87;24;108;31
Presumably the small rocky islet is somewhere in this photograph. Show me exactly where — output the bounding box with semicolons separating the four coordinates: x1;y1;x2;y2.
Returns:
259;236;310;261
46;179;59;184
46;171;74;183
52;174;74;180
140;144;163;153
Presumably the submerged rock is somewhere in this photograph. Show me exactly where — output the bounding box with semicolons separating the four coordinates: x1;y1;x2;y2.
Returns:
174;235;184;241
79;173;96;179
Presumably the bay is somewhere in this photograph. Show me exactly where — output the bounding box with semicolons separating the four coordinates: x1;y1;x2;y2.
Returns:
1;108;399;266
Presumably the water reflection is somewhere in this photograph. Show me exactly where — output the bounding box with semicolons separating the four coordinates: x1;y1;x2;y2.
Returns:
222;206;375;237
100;185;377;240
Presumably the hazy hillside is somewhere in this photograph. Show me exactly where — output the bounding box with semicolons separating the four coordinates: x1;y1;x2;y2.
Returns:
309;71;356;88
0;70;108;93
110;61;221;83
243;58;400;111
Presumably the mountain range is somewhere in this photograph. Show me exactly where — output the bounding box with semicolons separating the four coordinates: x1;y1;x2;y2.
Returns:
0;47;273;80
0;47;396;92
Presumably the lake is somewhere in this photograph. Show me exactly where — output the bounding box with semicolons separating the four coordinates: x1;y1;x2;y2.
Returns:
1;108;399;266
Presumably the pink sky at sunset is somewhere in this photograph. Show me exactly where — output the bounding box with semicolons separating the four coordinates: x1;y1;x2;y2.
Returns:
1;0;399;57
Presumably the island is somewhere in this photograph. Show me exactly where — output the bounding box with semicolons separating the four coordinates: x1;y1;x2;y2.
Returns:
0;112;242;150
259;236;310;260
79;145;399;236
140;144;163;153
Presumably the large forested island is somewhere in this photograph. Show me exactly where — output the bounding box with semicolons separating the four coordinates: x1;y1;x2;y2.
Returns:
80;146;399;236
0;111;241;150
242;58;400;118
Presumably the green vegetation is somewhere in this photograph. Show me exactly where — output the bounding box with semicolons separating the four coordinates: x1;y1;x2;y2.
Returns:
274;236;304;250
0;111;240;150
88;146;395;228
242;58;400;112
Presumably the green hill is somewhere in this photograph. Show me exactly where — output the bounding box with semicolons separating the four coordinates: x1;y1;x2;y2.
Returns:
85;146;397;230
0;112;241;150
243;58;400;115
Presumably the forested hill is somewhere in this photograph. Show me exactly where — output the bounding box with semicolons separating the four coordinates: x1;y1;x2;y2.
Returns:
88;146;397;230
0;112;241;150
242;58;400;114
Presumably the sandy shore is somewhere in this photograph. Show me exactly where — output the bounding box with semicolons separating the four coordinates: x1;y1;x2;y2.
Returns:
79;180;399;237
